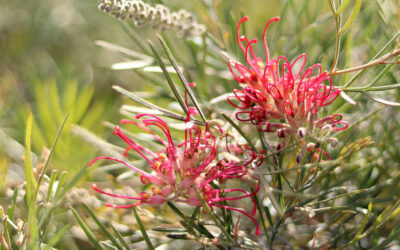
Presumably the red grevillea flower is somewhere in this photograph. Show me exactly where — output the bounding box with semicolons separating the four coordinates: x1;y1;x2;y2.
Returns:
90;108;261;236
228;17;348;147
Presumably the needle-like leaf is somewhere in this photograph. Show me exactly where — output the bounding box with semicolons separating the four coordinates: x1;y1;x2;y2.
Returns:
157;34;207;122
148;40;188;114
132;206;154;250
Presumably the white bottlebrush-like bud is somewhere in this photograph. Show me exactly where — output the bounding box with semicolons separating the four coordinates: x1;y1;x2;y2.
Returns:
320;124;333;137
98;0;206;37
298;127;306;139
325;137;339;147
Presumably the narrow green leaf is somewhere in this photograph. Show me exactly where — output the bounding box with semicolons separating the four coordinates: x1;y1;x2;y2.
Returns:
148;40;188;114
374;226;400;250
343;31;400;88
83;203;123;250
192;204;215;237
75;84;95;123
309;189;367;206
190;206;201;225
111;60;152;70
205;32;225;50
387;204;400;223
355;202;372;240
200;35;208;82
366;64;395;89
327;0;336;16
35;113;69;201
118;22;151;54
71;124;122;158
336;0;351;15
193;187;233;242
25;114;37;191
340;91;356;105
362;92;400;107
34;82;55;143
121;105;164;116
228;12;238;55
114;85;205;126
166;233;189;240
367;203;395;233
337;109;381;138
111;225;130;250
166;203;196;235
0;128;38;165
53;171;67;201
196;223;215;239
5;217;18;231
166;202;187;222
345;83;400;92
7;188;18;221
263;206;274;228
120;107;197;127
46;224;71;248
152;227;187;233
252;188;269;240
339;202;373;249
221;113;256;151
166;203;213;238
95;40;152;61
63;80;78;117
113;86;160;111
48;80;64;123
58;164;90;200
209;93;232;105
70;207;103;250
157;35;207;122
339;0;361;35
179;220;192;233
143;65;178;73
132;206;154;250
46;170;58;203
25;114;39;250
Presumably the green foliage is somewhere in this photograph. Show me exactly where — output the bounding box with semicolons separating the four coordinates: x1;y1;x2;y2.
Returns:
1;0;400;249
24;114;39;249
0;114;91;249
17;79;108;173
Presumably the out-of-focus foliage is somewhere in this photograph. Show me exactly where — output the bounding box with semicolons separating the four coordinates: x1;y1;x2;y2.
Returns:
0;0;121;174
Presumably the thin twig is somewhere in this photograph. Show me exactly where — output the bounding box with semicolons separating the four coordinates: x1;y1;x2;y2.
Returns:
329;49;400;77
328;0;341;74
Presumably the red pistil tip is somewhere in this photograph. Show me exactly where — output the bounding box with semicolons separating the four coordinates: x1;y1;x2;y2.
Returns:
113;126;120;135
88;156;106;167
240;16;248;22
88;159;96;167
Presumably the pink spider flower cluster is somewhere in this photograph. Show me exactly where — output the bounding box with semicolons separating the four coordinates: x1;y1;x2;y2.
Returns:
228;17;348;147
90;108;261;235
